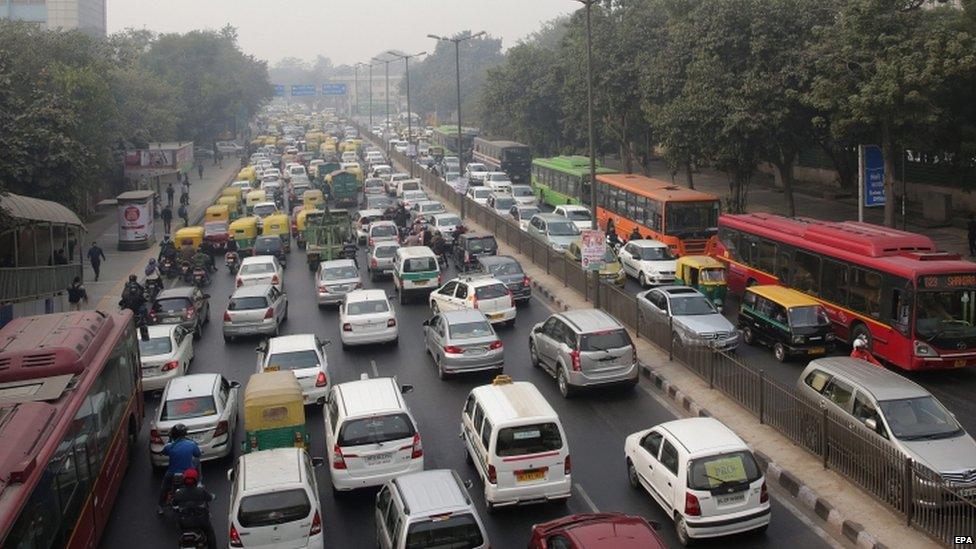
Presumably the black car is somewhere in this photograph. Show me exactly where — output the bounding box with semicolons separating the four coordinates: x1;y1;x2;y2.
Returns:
453;233;498;270
253;235;287;266
476;255;531;303
149;287;211;338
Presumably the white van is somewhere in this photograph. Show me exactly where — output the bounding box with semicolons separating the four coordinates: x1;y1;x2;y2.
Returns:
393;246;441;305
325;375;423;492
461;375;571;511
226;448;324;549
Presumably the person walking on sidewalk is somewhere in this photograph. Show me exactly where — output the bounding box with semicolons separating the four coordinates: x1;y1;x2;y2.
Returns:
67;277;88;311
178;204;189;227
161;205;174;235
86;242;105;281
166;182;175;206
197;162;204;180
968;214;976;257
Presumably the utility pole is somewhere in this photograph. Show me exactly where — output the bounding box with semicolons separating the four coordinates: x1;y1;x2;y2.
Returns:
576;0;600;308
372;56;394;153
368;62;374;130
387;51;427;177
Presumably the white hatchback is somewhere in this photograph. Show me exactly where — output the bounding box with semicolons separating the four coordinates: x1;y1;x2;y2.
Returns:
430;275;516;326
257;334;331;406
237;255;284;292
139;324;194;392
340;289;399;347
618;239;677;287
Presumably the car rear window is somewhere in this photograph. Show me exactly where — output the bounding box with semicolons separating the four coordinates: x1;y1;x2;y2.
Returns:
495;423;563;457
238;489;311;528
371;225;398;237
338;413;416;446
466;237;496;254
139;337;172;356
161;396;217;421
265;350;320;371
475;284;508;300
404;257;437;273
321;265;359;280
373;246;397;258
405;513;484;549
155;298;190;313
448;321;494;340
240;262;275;275
580;329;632;352
347;300;390;315
400;181;420;191
492;197;515;210
228;296;269;310
485;261;522;277
687;450;762;491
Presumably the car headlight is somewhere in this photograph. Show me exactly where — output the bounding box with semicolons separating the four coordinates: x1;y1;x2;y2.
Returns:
914;340;938;357
792;335;805;344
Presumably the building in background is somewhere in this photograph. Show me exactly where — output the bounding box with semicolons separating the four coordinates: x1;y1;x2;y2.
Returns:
0;0;106;37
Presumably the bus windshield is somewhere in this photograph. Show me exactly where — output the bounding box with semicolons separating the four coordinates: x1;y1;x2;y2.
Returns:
666;201;719;236
915;289;976;349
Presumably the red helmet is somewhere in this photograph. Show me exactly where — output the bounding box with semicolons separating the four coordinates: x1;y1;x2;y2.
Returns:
183;468;199;486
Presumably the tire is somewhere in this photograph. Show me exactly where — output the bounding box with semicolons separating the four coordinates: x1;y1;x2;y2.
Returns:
194;324;202;340
752;524;769;538
273;322;280;337
639;272;648;288
223;335;233;343
283;305;288;322
437;358;449;380
529;340;540;367
484;496;496;515
464;445;473;465
627;459;639;489
675;514;694;546
369;270;377;282
557;368;573;398
742;326;755;345
773;342;787;362
398;288;406;305
431;302;440;315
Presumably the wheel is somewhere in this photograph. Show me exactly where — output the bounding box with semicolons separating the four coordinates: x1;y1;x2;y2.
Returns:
752;524;769;538
773;342;787;362
223;335;233;343
431;302;440;315
627;459;640;488
273;322;280;337
557;368;574;398
638;272;648;288
675;514;694;546
506;318;515;327
436;356;449;380
529;340;540;367
369;270;377;282
484;495;496;514
742;326;755;345
283;305;288;322
194;323;202;340
464;445;473;465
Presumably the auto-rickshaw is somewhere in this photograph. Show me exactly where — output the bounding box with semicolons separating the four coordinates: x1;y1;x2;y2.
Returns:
303;189;325;211
675;255;728;308
262;212;291;252
203;220;230;251
205;204;230;223
221;186;244;205
229;216;259;256
739;285;835;362
246;189;267;215
174;226;205;249
237;165;257;184
217;195;241;220
242;371;307;453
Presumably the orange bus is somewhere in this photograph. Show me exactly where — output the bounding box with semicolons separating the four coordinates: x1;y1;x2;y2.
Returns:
595;173;720;255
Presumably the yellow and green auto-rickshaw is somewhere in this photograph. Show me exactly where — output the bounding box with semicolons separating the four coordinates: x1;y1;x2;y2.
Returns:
302;189;325;211
222;186;244;205
174;226;205;250
262;212;291;252
205;204;230;223
675;255;728;308
237;166;257;184
242;371;307;453
245;189;267;215
217;195;241;220
229;216;259;256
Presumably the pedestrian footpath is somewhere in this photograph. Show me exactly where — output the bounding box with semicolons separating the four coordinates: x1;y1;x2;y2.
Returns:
83;162;240;311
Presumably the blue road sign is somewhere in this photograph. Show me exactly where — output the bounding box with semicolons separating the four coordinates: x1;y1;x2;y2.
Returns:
323;83;347;96
273;85;285;97
291;84;317;97
863;144;885;207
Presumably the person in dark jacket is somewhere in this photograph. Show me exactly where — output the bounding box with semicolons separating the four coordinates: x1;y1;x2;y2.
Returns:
161;205;174;235
86;241;106;281
67;277;87;311
172;468;216;549
166;182;175;206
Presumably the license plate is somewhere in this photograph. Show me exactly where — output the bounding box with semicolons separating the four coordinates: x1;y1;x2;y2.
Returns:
515;468;546;482
955;359;967;368
466;348;487;356
414;279;428;285
163;318;180;324
716;493;746;506
189;433;208;443
364;452;393;465
808;347;826;355
264;365;280;372
489;313;503;320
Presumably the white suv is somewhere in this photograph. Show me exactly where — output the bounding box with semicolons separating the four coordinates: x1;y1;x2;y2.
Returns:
256;334;331;405
430;275;516;326
553;204;593;232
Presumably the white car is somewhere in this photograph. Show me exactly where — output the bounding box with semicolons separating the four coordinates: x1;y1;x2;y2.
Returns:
149;373;240;468
316;259;362;306
465;163;490;184
237;255;284;292
223;284;288;341
139;324;195;392
466;187;492;205
618;239;677;287
486;193;516;216
510;184;537;206
257;334;331;405
230;180;253;193
485;172;512;193
410;200;446;221
340;289;399;347
400;190;428;209
367;220;400;247
355;208;386;244
429;213;461;244
510;205;540;231
430;275;516;326
372;165;393;179
624;417;770;545
553;204;593;232
288;164;308;181
367;242;399;281
341;151;358;163
251;201;280;225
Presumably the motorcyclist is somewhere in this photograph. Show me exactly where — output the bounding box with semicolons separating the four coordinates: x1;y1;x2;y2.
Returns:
430;230;447;264
607;229;621;250
157;423;201;515
172;468;217;549
342;238;358;267
158;237;177;263
121;275;146;315
145;259;162;296
628;227;642;243
850;335;882;367
192;248;213;283
180;242;196;263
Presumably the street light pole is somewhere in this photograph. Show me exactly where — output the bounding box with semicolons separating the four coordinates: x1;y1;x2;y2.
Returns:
576;0;600;308
387;51;427;177
372;56;394;154
368;62;374;130
353;63;361;121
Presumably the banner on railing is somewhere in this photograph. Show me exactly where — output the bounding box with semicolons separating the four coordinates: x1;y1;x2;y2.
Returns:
581;229;606;271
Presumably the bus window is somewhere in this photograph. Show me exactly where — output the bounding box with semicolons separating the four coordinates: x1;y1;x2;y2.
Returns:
820;259;849;305
890;287;911;327
718;228;740;260
777;249;792;283
741;235;759;267
757;240;777;275
850;268;882;318
792;250;821;295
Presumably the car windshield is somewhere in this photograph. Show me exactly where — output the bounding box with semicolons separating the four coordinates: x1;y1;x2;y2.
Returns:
492;197;515;210
788;305;829;327
473;189;491;198
405;192;427;200
446;172;460;181
369;198;394;209
915;289;976;349
265;350;320;371
228;296;268;310
154;298;190;313
321;266;358;279
422;203;445;212
338;413;416;446
518;208;540;220
547;220;580;236
671;296;717;316
365;179;383;188
486;261;522;277
564;209;591;221
238;489;311;528
879;396;963;440
405;513;484;549
637;246;674;261
437;216;461;227
160;396;217;421
448;320;494;340
240;262;275;275
475;284;508;300
512;186;533;197
700;268;726;282
348;300;390;315
405;257;438;272
580;329;632;351
468;164;487;172
495;423;563;457
688;450;762;491
139;336;172;356
466;237;496;254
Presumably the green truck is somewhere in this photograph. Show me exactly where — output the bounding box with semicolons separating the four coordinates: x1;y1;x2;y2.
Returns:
327;170;360;208
305;208;353;271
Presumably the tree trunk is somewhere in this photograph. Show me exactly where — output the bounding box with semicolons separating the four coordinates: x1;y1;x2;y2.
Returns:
685;161;695;189
881;122;896;227
774;150;797;218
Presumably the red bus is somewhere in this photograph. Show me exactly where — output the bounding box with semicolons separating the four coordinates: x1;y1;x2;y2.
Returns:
0;311;144;548
712;213;976;371
594;173;720;255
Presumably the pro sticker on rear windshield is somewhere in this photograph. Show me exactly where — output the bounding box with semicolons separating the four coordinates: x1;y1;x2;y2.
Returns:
704;456;747;486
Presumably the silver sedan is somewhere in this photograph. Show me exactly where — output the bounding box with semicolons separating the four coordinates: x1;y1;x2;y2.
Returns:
423;309;504;379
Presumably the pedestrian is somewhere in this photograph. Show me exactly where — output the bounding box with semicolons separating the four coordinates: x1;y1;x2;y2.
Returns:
969;214;976;257
197;163;204;180
166;182;175;206
66;277;87;311
217;151;223;168
161;205;174;235
178;204;189;227
86;241;105;281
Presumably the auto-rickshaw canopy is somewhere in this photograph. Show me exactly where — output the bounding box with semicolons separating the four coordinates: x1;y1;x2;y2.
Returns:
174;226;205;249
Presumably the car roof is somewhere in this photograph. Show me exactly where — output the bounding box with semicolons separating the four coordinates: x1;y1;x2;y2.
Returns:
653;285;705;298
477;255;518;266
266;334;317;354
320;259;356;268
241;255;275;265
146;324;179;338
629;239;667;248
746;285;821;308
157;287;195;299
165;373;219;400
231;284;273;298
558;309;621;334
470;379;557;423
442;309;490;324
345;288;388;302
335;377;405;417
397;246;435;258
357;209;384;217
241;447;304;491
559;204;589;211
533;213;567;221
393;470;470;516
432;213;460;219
657;417;747;455
802;357;931;401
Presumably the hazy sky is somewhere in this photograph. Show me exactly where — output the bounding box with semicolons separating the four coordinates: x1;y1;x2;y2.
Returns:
108;0;574;66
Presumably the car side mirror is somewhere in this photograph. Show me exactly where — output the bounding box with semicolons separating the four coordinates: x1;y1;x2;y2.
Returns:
311;457;325;468
400;384;414;395
226;468;235;482
422;319;430;326
533;325;543;334
864;418;878;432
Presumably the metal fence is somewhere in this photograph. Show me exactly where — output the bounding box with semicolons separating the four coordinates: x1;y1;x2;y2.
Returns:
362;126;976;545
0;264;81;302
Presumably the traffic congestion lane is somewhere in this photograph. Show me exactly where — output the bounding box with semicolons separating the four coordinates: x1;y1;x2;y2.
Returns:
101;238;835;548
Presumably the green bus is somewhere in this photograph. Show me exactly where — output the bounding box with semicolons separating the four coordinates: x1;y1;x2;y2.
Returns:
531;155;616;208
430;125;479;161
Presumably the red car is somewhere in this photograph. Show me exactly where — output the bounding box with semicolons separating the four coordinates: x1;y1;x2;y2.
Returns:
528;513;667;549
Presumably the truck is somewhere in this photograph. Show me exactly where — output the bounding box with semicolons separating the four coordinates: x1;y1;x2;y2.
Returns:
326;170;360;208
305;208;353;271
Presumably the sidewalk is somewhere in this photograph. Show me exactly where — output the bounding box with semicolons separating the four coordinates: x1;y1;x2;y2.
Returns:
83;162;240;310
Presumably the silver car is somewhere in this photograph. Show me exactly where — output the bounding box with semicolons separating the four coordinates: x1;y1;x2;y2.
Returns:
529;309;639;398
428;213;461;244
222;284;288;342
638;286;740;351
423;309;504;379
316;259;362;306
368;242;399;281
527;213;581;252
149;373;240;469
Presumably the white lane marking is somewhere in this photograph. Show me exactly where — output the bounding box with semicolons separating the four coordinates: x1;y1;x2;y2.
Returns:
574;483;599;513
370;359;379;378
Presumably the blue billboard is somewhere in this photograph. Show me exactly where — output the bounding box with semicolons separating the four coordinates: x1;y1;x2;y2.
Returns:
323;83;348;96
291;84;317;97
862;144;885;207
273;84;285;97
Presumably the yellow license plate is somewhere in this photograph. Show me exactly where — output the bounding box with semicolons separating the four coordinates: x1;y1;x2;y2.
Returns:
265;365;280;372
515;468;546;482
955;359;967;368
489;313;503;320
808;347;826;355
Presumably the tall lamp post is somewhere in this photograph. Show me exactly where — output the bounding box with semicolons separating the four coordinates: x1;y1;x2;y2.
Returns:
367;62;375;130
387;50;427;177
575;0;600;308
427;31;486;220
354;62;366;121
372;55;394;150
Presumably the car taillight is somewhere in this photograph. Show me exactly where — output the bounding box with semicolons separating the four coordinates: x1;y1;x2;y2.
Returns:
333;443;347;469
162;360;179;372
271;274;280;285
411;433;423;459
264;307;274;319
444;345;464;355
487;464;497;484
564;455;572;475
223;310;232;322
368;237;375;246
570;348;581;371
685;492;702;516
319;285;328;293
184;306;195;318
235;277;243;287
760;480;768;503
342;322;353;332
229;524;243;547
355;282;363;289
315;371;328;387
214;420;228;438
471;294;478;309
489;340;503;350
387;318;396;327
150;428;164;445
309;510;322;536
370;257;378;267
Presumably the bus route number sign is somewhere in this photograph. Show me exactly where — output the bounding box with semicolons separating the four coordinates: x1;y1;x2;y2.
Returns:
921;274;976;289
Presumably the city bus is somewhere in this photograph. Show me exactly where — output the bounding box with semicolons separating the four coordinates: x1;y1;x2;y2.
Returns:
429;125;479;161
0;310;144;548
712;213;976;371
471;137;532;184
595;173;720;255
531;155;616;208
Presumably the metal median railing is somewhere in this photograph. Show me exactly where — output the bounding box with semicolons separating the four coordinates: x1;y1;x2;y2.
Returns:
361;126;976;546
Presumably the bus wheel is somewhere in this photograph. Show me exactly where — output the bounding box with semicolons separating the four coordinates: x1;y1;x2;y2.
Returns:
850;323;871;349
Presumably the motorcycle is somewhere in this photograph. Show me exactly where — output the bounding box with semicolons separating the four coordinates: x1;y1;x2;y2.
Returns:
191;267;209;288
179;261;193;284
225;251;240;274
145;276;163;300
161;257;177;279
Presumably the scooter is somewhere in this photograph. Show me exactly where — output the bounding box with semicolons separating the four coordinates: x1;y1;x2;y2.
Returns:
191;267;209;288
161;257;177;279
179;261;193;284
145;277;163;300
225;251;240;274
